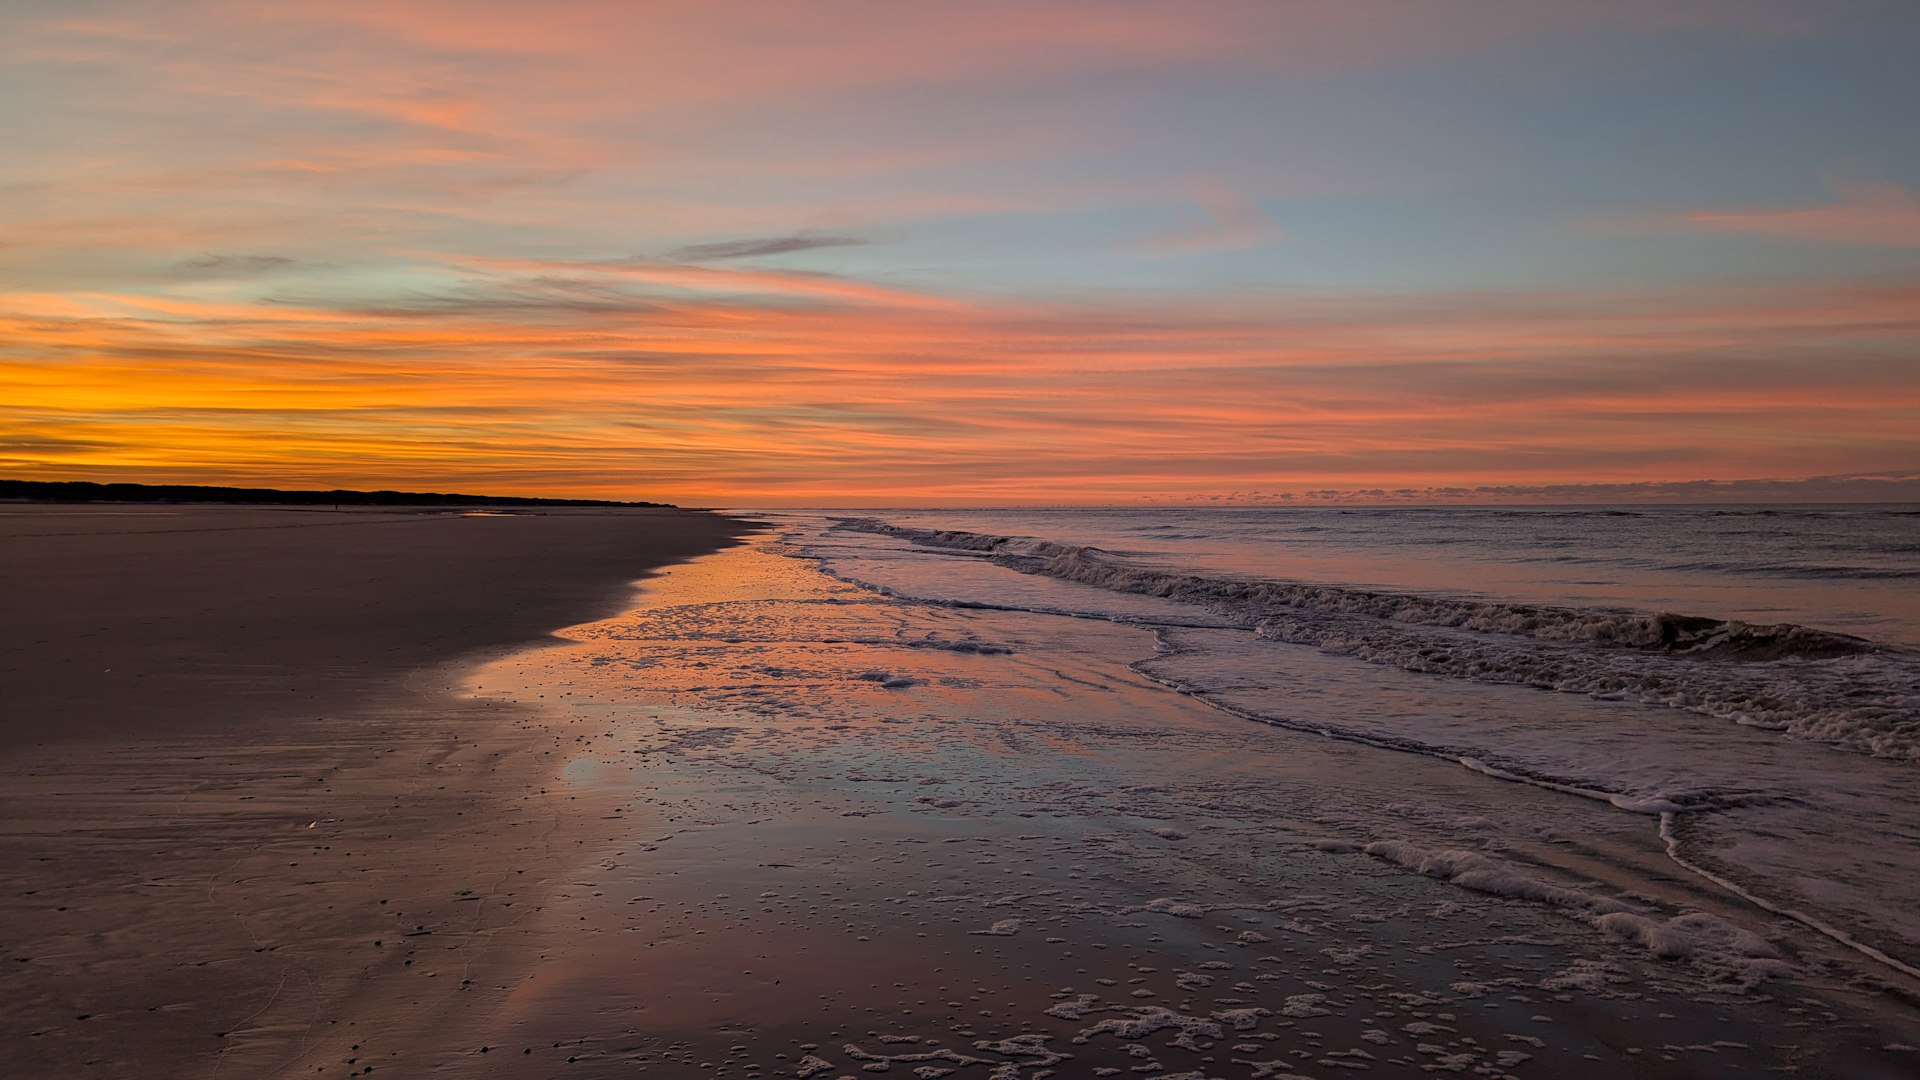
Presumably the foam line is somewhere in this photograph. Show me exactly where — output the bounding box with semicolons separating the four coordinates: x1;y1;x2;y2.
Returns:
1134;635;1920;984
832;518;1920;760
1657;812;1920;982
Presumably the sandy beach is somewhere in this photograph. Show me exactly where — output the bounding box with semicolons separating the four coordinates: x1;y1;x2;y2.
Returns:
7;507;1919;1080
10;5;1918;1075
0;504;751;1076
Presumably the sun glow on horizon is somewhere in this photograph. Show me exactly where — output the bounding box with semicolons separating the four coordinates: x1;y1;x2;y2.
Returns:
3;2;1916;502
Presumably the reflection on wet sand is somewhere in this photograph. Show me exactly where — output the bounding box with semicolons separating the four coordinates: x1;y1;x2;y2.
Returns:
359;540;1920;1077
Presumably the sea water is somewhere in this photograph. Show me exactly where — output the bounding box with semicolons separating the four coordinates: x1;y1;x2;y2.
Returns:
807;506;1920;646
785;507;1920;953
456;504;1920;1075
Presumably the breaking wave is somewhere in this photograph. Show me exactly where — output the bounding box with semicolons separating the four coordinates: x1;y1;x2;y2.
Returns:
834;518;1920;759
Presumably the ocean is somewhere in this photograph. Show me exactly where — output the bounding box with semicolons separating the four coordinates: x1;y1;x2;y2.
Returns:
465;504;1920;1073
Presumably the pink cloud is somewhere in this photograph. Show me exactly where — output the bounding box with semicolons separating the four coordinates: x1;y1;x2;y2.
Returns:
1678;176;1920;247
1133;180;1290;254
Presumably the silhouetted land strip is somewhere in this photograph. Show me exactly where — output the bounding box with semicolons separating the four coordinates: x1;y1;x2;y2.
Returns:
0;477;669;507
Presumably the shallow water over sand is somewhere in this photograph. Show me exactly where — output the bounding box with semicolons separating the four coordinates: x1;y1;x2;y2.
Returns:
411;537;1920;1077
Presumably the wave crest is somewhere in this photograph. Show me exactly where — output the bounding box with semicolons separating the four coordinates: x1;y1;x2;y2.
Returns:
835;517;1920;759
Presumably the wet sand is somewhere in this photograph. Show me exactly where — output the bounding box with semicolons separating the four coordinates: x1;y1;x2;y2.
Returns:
0;504;752;1076
367;542;1919;1078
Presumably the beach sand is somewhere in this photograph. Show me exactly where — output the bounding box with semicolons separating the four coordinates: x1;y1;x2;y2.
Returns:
0;504;751;1076
7;510;1917;1079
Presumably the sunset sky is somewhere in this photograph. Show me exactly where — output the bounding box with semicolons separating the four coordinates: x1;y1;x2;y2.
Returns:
4;1;1917;504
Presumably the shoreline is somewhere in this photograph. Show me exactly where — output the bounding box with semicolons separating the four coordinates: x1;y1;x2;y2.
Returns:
0;504;756;1076
9;505;1918;1076
368;535;1920;1076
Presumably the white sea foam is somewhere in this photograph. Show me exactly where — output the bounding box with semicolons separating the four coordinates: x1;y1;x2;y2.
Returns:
1073;1006;1223;1043
1362;838;1804;991
1361;841;1637;917
1044;993;1101;1020
834;518;1920;760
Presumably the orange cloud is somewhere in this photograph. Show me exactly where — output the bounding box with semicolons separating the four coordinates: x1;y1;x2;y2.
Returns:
4;268;1915;504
